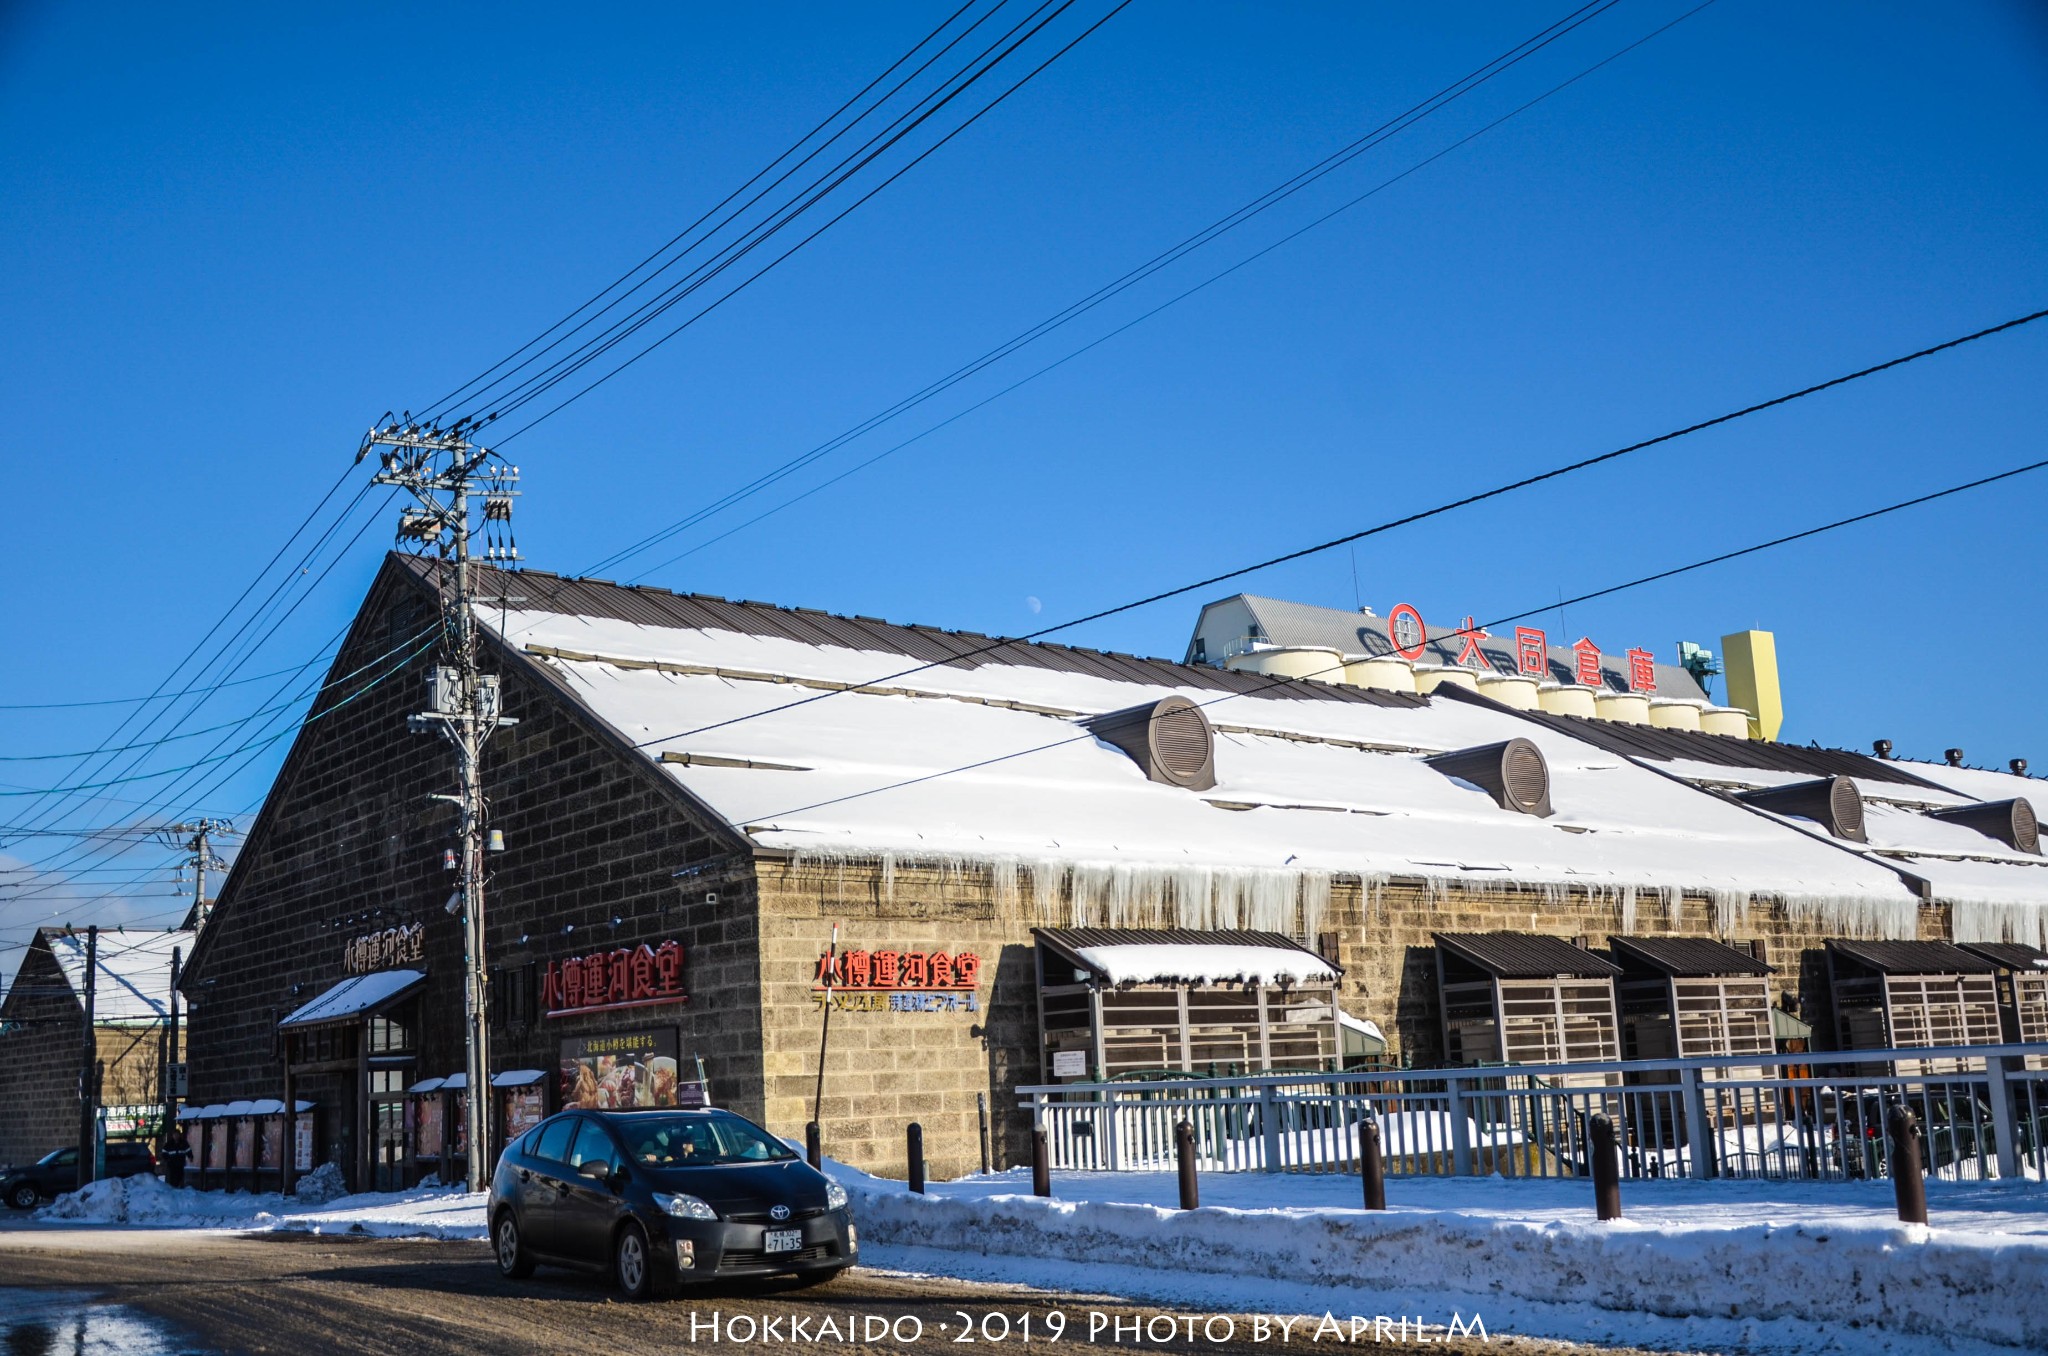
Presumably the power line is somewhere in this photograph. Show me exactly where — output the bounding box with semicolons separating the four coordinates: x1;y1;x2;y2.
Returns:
0;653;345;713
620;305;2048;752
583;0;1638;579
485;1;1135;443
731;453;2048;827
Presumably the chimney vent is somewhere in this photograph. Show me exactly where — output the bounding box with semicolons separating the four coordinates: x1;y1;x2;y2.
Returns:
1927;799;2039;856
1737;776;1866;842
2013;758;2030;777
1945;748;1966;767
1872;739;1893;759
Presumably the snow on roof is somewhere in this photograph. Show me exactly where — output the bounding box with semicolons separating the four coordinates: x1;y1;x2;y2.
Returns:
45;929;191;1024
492;607;1924;934
1072;941;1337;987
492;1069;546;1087
1898;759;2045;807
278;969;424;1028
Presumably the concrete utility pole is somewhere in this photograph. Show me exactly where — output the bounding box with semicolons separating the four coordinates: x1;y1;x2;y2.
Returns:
163;945;182;1136
360;418;520;1193
77;925;98;1187
166;821;233;929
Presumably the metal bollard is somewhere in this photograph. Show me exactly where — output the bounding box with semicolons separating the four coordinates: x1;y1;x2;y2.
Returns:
1031;1128;1051;1197
1359;1119;1386;1211
1590;1114;1623;1221
805;1121;822;1170
1887;1103;1928;1225
907;1122;926;1194
977;1093;992;1175
1175;1119;1199;1211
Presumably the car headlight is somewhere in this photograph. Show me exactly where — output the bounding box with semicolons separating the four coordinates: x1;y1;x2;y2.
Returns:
654;1191;718;1221
825;1180;848;1211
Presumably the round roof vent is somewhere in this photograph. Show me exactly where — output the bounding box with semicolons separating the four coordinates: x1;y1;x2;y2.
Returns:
1424;737;1553;817
1830;776;1866;841
1736;776;1866;843
1929;797;2040;856
1082;696;1217;791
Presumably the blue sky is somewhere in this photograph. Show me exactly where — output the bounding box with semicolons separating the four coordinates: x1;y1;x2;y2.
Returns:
2;1;2045;969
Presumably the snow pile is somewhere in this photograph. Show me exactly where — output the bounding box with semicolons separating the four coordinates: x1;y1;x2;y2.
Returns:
834;1166;2048;1353
36;1175;487;1239
1074;941;1336;987
291;1161;347;1203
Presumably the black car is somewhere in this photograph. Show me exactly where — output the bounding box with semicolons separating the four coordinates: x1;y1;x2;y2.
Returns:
4;1142;157;1209
488;1108;855;1299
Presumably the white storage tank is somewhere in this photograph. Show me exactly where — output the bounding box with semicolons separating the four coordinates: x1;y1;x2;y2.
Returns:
1476;672;1541;710
1413;663;1479;694
1594;691;1651;724
1342;656;1418;693
1538;683;1598;719
1649;699;1705;732
1224;645;1345;683
1700;706;1752;739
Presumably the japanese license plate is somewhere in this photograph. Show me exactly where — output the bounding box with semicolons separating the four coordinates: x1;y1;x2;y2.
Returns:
763;1228;802;1253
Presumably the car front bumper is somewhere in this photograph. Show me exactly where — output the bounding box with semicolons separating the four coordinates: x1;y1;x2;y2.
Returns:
656;1207;856;1282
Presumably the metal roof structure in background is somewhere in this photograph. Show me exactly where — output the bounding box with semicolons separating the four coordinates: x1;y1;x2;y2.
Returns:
1955;941;2048;972
1189;594;1711;701
44;928;192;1024
1608;934;1774;977
1825;939;1999;975
1434;931;1624;979
403;557;1426;710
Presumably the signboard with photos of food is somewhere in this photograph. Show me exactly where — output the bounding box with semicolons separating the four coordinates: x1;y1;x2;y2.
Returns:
560;1028;682;1110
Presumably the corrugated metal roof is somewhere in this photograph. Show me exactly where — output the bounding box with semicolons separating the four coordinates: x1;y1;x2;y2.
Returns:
45;929;192;1024
1608;934;1773;977
406;557;1425;707
1955;941;2048;972
1035;927;1322;955
1496;703;1948;791
1434;931;1622;979
1217;594;1710;701
1826;939;1998;975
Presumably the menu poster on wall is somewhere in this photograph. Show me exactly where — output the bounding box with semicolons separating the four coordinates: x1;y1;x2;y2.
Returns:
560;1029;681;1110
294;1118;315;1172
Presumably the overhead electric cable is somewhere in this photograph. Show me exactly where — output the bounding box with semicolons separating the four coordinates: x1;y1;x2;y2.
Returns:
619;304;2048;751
584;0;1636;578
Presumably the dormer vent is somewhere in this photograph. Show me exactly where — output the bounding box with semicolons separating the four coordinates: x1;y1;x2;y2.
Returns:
1737;776;1865;842
1424;738;1552;817
1083;696;1216;791
1928;798;2039;855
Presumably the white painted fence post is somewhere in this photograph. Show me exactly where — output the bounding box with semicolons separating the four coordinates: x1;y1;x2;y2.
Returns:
1104;1090;1124;1172
1984;1056;2020;1180
1259;1084;1283;1173
1680;1066;1717;1181
1447;1075;1473;1177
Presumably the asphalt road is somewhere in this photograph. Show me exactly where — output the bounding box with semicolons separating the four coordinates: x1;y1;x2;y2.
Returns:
0;1225;1655;1356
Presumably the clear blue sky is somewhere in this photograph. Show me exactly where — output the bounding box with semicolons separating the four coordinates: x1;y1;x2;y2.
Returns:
2;1;2045;976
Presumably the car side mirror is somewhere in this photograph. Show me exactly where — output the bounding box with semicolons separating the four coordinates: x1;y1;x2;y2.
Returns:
577;1160;611;1182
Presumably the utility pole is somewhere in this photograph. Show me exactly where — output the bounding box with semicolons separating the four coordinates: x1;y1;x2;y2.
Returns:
163;945;182;1140
77;925;98;1188
360;417;520;1193
165;821;233;929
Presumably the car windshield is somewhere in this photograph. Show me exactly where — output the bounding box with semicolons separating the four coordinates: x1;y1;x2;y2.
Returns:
36;1148;75;1167
621;1114;795;1167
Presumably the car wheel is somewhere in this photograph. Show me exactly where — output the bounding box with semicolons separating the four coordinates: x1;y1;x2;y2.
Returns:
7;1183;40;1211
613;1222;654;1301
494;1211;535;1279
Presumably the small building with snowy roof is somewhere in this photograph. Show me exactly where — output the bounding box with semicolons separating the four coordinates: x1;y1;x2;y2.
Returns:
0;927;190;1169
176;555;2015;1183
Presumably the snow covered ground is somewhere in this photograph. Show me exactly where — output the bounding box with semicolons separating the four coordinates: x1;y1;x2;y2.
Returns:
22;1163;2048;1354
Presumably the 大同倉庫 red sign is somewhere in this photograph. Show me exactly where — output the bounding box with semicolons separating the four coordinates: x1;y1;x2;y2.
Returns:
814;948;981;991
542;940;685;1017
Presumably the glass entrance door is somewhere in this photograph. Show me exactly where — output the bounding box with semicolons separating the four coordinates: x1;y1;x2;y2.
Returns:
369;1068;410;1191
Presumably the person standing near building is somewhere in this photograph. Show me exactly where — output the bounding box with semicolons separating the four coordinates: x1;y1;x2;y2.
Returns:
159;1121;189;1189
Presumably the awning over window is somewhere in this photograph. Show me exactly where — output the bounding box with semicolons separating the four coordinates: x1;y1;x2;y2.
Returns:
1036;928;1339;987
1771;1007;1814;1043
278;969;425;1029
1338;1009;1386;1057
406;1077;446;1096
491;1069;546;1088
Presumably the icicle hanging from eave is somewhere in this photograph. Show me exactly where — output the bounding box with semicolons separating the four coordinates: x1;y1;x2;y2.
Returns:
1949;898;2048;950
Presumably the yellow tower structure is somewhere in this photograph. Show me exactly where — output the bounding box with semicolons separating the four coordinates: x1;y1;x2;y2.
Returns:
1720;630;1783;742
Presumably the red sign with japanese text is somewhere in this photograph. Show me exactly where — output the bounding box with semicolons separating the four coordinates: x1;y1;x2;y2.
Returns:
1385;601;1662;693
542;940;686;1017
814;948;982;992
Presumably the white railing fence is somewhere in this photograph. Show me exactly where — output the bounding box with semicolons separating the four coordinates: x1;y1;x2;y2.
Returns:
1020;1044;2048;1184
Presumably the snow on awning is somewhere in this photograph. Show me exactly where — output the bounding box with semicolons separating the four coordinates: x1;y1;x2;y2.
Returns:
492;1069;545;1087
1072;942;1338;987
246;1099;284;1115
406;1077;446;1096
223;1100;256;1117
278;969;425;1029
443;1072;468;1090
1338;1010;1386;1045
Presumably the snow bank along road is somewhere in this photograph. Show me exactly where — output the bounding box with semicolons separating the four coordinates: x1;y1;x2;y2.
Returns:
16;1165;2048;1354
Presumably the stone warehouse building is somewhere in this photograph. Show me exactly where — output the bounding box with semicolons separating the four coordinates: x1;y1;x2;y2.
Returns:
0;928;188;1168
177;555;2045;1186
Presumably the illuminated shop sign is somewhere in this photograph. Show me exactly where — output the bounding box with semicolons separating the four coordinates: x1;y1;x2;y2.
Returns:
344;922;424;975
812;947;983;1013
542;940;686;1017
1390;603;1656;692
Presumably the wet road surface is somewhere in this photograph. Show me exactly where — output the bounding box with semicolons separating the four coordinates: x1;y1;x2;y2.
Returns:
0;1225;1658;1355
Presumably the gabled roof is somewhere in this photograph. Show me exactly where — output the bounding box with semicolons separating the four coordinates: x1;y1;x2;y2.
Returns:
1435;932;1623;980
1826;939;1998;975
437;557;1920;931
45;929;191;1024
1608;934;1772;978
